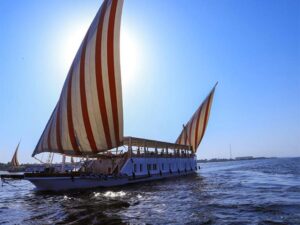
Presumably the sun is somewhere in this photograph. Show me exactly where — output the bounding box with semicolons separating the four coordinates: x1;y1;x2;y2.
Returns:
59;23;88;71
56;22;142;90
120;28;142;88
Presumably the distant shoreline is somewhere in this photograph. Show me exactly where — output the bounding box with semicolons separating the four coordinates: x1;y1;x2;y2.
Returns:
0;163;74;172
197;156;276;163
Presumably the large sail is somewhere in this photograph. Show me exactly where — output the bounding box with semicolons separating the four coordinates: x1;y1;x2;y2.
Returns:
11;142;20;167
176;83;217;152
33;0;124;157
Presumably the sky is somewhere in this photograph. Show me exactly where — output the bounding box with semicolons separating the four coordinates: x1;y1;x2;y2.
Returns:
0;0;299;163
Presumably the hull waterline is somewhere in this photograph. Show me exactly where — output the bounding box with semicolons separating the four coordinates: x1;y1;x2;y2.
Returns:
25;170;197;191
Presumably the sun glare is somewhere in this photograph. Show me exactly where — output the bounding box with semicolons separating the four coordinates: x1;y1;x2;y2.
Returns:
58;23;88;72
56;23;142;90
121;28;142;88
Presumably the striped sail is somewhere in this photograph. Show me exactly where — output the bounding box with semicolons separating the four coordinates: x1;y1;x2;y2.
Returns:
176;83;217;152
11;142;20;167
32;0;124;157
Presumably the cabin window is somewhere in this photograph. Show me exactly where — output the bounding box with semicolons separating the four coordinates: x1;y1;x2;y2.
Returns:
140;164;143;172
153;164;157;170
134;164;137;173
162;163;164;170
147;164;151;171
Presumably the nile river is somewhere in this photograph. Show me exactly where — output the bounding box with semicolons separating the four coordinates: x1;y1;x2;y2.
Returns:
0;158;299;224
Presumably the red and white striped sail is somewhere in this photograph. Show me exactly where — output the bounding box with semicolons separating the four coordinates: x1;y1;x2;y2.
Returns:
33;0;124;157
176;83;217;152
11;142;20;167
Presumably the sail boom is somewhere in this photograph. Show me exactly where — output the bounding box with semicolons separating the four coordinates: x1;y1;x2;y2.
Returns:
32;147;115;158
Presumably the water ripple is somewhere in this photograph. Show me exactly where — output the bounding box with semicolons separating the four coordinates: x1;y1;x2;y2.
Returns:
0;158;299;224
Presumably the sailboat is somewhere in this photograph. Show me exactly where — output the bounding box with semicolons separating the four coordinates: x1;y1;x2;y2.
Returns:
8;142;21;172
24;0;217;191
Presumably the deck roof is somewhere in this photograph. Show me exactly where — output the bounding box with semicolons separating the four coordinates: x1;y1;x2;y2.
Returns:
123;136;191;150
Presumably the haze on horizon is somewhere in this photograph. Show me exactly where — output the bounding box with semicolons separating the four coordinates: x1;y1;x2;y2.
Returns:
0;0;299;163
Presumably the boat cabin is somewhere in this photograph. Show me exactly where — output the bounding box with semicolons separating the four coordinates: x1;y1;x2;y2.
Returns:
83;136;195;176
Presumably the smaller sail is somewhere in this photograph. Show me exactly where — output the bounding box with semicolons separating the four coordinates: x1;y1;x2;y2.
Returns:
176;83;217;152
11;142;20;167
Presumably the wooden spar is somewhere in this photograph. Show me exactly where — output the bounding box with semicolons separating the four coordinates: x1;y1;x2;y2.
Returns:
128;137;132;157
143;140;146;153
61;155;66;172
33;156;44;164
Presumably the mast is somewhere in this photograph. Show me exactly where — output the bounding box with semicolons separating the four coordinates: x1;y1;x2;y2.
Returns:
33;156;44;164
61;155;66;172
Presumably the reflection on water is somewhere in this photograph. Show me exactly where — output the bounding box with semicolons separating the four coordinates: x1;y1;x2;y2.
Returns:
0;158;300;224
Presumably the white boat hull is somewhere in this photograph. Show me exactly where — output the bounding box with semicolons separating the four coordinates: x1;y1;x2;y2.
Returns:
25;170;197;191
25;156;198;191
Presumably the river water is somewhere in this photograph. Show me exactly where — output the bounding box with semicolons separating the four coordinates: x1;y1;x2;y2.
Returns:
0;158;299;224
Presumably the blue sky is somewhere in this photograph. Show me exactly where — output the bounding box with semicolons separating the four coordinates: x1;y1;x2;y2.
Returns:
0;0;299;163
